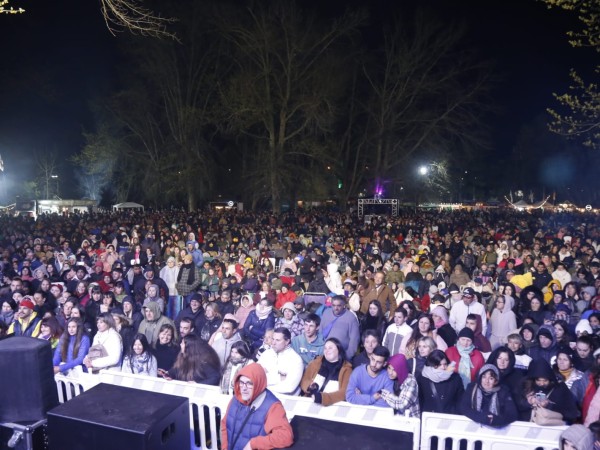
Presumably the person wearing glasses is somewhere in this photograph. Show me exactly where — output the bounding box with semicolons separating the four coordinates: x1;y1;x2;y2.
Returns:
221;363;293;450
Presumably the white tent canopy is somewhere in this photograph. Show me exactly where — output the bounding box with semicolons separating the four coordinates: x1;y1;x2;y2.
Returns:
113;202;144;211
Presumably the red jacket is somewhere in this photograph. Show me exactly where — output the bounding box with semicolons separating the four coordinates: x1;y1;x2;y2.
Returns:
445;346;485;383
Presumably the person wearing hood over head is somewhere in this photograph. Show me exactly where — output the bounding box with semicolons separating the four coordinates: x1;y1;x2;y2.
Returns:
379;353;420;417
487;346;529;419
518;321;539;352
234;294;255;329
520;357;580;424
489;294;517;350
221;363;293;450
138;301;176;347
459;364;518;428
559;424;594;450
142;283;165;313
465;313;492;353
430;304;457;348
528;324;559;365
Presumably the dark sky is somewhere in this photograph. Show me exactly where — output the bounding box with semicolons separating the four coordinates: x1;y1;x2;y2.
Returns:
0;0;593;200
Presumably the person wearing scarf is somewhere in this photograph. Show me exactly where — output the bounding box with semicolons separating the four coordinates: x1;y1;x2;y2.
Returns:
445;327;484;388
242;299;275;352
121;333;157;377
300;337;353;406
459;364;518;427
418;350;464;414
175;254;202;306
380;353;420;417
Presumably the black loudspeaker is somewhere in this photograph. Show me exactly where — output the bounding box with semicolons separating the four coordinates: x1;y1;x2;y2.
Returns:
47;383;190;450
0;336;59;422
288;415;413;450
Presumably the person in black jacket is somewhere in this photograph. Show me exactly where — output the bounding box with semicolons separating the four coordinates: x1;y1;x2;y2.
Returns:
520;358;580;423
528;325;559;365
487;346;528;419
417;349;464;414
459;364;518;428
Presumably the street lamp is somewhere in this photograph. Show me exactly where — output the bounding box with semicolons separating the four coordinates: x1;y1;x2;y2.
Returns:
419;166;428;176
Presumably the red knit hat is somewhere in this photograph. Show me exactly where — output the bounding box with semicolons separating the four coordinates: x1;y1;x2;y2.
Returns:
20;299;35;310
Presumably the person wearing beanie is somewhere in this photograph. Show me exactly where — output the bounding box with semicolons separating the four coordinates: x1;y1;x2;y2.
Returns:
274;302;304;338
576;318;594;337
7;297;42;337
275;283;296;310
445;326;484;388
459;364;518;428
379;353;420;417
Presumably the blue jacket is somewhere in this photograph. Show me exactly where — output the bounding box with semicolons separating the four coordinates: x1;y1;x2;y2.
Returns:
225;390;278;450
53;334;91;373
243;311;275;351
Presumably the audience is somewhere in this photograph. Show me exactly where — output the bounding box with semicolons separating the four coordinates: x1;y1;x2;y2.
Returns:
3;207;600;437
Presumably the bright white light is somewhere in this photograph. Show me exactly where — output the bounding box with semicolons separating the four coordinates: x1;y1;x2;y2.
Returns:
419;166;428;176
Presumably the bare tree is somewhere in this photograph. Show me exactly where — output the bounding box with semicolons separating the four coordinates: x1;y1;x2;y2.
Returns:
217;0;365;213
542;0;600;148
361;12;491;193
0;0;24;14
100;0;177;40
36;151;59;199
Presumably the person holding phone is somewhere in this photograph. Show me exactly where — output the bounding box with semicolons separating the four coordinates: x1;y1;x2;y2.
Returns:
519;358;579;423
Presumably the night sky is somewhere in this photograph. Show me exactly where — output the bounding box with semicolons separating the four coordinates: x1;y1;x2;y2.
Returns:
0;0;594;201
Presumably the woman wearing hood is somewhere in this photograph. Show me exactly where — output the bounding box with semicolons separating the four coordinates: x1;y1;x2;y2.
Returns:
234;294;255;329
459;364;518;428
138;301;176;347
489;294;517;350
430;304;457;347
380;353;420;417
221;363;293;450
520;358;579;423
487;346;528;419
559;424;594;450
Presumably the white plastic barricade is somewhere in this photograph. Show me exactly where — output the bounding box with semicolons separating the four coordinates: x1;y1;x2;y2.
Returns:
55;372;100;403
420;412;566;450
55;371;421;450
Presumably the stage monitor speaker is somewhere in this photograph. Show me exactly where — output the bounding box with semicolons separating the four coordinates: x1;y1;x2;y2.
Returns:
0;336;59;422
288;415;413;450
47;383;190;450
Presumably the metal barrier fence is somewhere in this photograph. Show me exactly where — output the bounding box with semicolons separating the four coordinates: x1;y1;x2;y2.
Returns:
55;372;565;450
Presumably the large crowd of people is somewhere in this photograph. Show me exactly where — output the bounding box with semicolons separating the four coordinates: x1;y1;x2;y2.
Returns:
1;207;600;449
